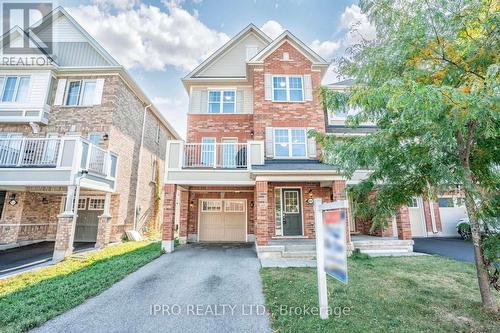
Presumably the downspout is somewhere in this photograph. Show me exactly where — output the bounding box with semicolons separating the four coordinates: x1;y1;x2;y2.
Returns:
133;104;152;231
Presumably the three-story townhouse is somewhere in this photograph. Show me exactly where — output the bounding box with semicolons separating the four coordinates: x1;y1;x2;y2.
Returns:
0;8;180;261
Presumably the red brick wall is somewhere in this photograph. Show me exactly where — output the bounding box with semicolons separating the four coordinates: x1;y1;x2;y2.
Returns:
422;199;442;233
253;40;325;142
186;114;254;143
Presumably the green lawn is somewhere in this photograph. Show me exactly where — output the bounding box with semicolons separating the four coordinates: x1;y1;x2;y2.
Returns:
0;241;161;333
261;255;500;333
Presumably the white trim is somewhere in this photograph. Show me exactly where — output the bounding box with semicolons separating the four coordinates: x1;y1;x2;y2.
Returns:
197;198;248;242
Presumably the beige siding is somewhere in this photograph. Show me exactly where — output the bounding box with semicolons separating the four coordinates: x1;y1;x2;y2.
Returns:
197;33;267;77
38;15;86;42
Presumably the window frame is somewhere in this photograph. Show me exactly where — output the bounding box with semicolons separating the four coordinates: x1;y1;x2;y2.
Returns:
272;75;304;102
200;199;222;212
0;75;31;103
64;79;97;106
207;89;236;114
273;127;308;159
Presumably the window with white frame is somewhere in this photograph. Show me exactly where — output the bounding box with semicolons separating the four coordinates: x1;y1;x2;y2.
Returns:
0;76;30;103
88;198;106;210
201;200;222;212
65;80;96;106
274;128;307;158
272;76;303;102
201;137;216;166
224;200;245;213
208;90;235;113
438;197;465;208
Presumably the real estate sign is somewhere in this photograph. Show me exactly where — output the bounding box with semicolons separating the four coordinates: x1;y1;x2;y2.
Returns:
313;199;348;320
323;209;348;284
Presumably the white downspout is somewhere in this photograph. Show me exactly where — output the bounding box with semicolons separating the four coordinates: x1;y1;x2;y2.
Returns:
133;104;152;231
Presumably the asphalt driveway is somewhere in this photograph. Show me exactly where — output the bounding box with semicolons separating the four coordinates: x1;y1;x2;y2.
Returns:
413;237;474;263
32;243;271;333
0;242;94;277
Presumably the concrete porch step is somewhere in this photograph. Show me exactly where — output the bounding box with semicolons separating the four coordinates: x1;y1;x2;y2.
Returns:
282;251;316;259
284;244;316;252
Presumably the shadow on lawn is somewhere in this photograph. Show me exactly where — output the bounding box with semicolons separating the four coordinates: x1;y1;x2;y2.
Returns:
0;242;161;333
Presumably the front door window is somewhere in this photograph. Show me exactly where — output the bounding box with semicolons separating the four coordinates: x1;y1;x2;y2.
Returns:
280;189;303;236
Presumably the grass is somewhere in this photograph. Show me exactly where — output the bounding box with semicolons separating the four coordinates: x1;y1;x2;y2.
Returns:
0;241;161;333
261;254;500;333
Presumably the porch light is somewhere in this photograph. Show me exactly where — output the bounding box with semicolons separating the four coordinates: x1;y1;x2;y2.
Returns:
103;133;109;141
250;201;254;208
9;193;17;206
308;189;314;197
190;200;194;208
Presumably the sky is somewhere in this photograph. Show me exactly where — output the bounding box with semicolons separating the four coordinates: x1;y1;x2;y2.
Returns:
55;0;375;138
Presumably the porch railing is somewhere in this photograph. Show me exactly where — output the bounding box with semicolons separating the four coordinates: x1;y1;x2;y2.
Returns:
183;143;248;169
0;138;61;167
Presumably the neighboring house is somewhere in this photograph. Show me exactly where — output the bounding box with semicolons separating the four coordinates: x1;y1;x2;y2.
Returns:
161;24;419;257
324;81;468;239
0;7;180;261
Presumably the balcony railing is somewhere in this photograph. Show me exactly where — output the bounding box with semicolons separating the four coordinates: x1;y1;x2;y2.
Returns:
0;138;61;167
183;143;248;169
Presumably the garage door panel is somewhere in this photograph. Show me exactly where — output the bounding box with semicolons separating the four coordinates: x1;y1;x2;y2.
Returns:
199;199;246;242
439;207;467;237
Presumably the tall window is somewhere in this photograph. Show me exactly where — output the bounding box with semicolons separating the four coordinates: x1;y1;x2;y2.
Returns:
208;90;235;113
65;80;96;106
201;137;215;166
0;76;30;103
273;128;307;158
272;76;303;102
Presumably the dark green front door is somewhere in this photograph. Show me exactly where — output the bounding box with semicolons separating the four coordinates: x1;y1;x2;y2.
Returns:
282;189;302;236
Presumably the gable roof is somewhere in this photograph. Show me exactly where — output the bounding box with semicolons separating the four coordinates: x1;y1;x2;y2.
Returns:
248;30;329;66
184;23;271;79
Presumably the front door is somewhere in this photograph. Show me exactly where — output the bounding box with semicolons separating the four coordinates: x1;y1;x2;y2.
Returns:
221;138;237;168
74;197;103;242
282;189;302;236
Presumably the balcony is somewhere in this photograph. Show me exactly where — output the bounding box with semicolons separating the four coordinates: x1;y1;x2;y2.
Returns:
0;136;117;191
183;143;249;169
166;141;264;185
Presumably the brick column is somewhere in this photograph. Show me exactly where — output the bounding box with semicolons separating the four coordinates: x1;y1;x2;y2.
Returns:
255;181;269;246
162;184;177;253
178;189;189;244
95;193;112;248
396;206;412;240
53;213;74;262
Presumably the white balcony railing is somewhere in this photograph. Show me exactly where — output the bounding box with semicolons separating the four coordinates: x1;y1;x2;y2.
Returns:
0;138;61;167
183;143;248;169
88;145;108;175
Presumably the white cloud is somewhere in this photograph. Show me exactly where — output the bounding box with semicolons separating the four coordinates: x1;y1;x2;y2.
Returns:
339;4;376;45
68;1;229;71
153;95;188;139
309;39;341;60
260;20;285;39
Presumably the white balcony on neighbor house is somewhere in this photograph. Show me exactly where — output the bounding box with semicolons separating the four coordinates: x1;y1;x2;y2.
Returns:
166;141;264;185
0;136;118;192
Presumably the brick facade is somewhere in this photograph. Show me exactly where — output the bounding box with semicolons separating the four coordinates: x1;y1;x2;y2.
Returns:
0;74;175;251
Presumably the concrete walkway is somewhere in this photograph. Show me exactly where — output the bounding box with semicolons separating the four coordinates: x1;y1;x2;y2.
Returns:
413;237;474;263
32;243;271;333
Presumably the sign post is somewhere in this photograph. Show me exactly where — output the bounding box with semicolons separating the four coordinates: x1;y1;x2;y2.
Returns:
313;198;348;320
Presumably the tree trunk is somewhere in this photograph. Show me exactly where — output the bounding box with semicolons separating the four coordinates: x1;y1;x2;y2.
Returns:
463;170;495;310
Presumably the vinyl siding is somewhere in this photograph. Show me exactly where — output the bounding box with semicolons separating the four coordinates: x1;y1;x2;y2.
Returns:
197;33;267;78
0;70;51;108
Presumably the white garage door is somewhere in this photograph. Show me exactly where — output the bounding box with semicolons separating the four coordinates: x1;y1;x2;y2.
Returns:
438;197;468;237
199;199;246;242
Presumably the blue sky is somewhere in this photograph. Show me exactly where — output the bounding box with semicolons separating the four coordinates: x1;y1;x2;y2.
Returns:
56;0;373;137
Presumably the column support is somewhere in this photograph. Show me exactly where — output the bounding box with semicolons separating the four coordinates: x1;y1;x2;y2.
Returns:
53;185;79;262
255;181;269;246
162;184;177;253
95;193;112;248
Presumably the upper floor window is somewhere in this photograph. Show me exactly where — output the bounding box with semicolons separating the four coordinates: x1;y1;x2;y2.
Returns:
0;76;30;103
65;80;96;106
272;76;303;102
208;90;235;113
274;128;307;158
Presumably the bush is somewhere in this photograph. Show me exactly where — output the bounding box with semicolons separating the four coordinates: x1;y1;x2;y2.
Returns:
457;222;471;240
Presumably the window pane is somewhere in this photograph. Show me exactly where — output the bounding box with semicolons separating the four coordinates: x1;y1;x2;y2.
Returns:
438;198;454;207
208;91;221;113
0;78;4;97
292;144;306;157
289;89;303;101
291;129;305;143
275;143;289;156
81;81;96;106
2;77;18;102
222;91;235;113
289;77;302;89
89;133;100;145
201;138;215;166
66;81;81;106
273;77;287;101
15;77;30;102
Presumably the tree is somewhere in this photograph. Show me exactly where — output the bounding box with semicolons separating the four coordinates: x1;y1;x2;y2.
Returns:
314;0;499;310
